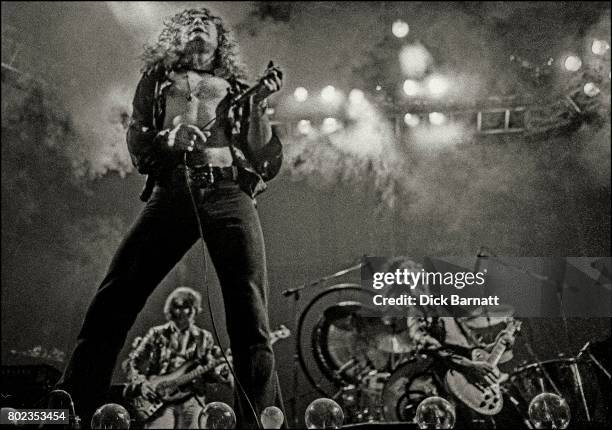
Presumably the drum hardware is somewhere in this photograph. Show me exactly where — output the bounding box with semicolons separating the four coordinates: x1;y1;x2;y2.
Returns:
577;341;611;380
282;256;367;427
507;356;602;425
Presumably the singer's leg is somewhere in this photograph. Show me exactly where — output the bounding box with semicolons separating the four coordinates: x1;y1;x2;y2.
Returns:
56;188;198;427
201;181;284;428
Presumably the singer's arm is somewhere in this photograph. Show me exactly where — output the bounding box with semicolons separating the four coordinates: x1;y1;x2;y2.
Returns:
127;72;167;175
239;69;283;181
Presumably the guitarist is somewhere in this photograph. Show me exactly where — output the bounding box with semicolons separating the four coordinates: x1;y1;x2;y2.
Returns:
123;287;233;429
407;316;520;427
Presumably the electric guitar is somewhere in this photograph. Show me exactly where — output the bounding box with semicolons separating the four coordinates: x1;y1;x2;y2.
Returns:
444;320;521;415
130;325;290;421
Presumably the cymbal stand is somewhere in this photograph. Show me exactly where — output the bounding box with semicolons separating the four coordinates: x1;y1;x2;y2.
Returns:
280;258;365;427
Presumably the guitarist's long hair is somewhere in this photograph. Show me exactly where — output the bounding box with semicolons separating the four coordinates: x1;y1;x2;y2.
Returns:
163;287;203;320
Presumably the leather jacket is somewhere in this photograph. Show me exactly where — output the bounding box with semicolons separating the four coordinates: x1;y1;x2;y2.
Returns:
126;65;283;201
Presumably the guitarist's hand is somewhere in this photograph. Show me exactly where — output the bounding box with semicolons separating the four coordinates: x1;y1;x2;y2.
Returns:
464;361;500;387
496;331;515;349
139;381;160;402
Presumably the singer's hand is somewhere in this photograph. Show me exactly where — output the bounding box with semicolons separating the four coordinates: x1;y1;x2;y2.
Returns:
252;62;283;105
165;123;211;152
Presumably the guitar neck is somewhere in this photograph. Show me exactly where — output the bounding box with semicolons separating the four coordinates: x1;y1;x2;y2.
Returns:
174;361;216;388
488;339;507;367
487;325;518;366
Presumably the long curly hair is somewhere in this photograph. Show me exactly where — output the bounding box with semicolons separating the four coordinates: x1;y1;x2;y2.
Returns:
141;7;247;79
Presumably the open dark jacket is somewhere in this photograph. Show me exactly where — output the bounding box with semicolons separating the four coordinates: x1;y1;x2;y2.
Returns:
127;65;283;201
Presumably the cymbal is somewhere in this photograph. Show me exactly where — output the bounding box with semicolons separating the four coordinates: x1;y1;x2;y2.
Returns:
324;301;385;331
461;305;515;328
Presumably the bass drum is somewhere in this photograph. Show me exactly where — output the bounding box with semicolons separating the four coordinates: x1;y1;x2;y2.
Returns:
382;356;440;422
507;357;603;426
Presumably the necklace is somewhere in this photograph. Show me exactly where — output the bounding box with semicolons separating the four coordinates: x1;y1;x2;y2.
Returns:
184;74;193;102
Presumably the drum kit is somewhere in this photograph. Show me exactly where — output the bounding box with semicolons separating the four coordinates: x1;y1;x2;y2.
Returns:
285;259;611;428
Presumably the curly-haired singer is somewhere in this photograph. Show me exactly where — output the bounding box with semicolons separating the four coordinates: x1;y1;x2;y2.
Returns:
55;8;284;428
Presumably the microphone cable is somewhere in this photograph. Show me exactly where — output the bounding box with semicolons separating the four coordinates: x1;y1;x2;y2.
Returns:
183;156;262;429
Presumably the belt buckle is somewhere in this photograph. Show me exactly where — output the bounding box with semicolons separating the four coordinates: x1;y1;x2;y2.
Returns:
189;163;215;188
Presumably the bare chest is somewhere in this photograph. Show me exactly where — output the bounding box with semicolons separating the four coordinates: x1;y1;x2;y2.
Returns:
163;71;230;130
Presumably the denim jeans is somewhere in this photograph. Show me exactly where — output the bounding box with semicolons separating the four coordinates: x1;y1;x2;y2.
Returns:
56;179;283;428
145;395;203;429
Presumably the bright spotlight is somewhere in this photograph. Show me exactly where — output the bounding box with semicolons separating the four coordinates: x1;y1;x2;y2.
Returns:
404;113;420;127
399;43;433;78
583;82;601;97
349;89;365;104
427;76;449;97
564;55;582;72
296;119;313;135
429;112;447;126
321;117;340;134
392;20;409;38
294;87;308;102
591;39;610;56
403;79;420;96
321;86;337;103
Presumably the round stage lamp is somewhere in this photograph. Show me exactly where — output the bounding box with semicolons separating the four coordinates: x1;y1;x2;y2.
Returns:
404;113;420;127
528;393;570;429
199;402;236;429
304;398;344;429
563;55;582;72
415;396;456;429
403;79;420;96
294;87;308;102
583;82;600;97
392;20;409;38
261;406;284;429
91;403;130;429
591;39;610;56
429;112;447;126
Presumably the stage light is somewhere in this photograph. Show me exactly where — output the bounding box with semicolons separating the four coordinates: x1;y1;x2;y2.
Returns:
427;76;449;97
404;113;420;127
563;55;582;72
304;398;344;429
91;404;130;429
429;112;447;126
583;82;600;97
199;402;236;429
415;396;455;429
261;406;284;429
392;20;409;38
348;89;365;104
591;39;610;56
403;79;420;96
399;43;433;78
321;86;337;103
322;117;340;134
528;393;570;429
297;120;313;135
294;87;308;102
